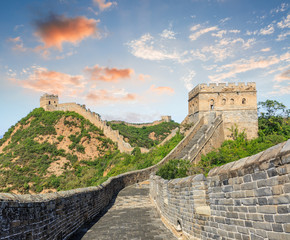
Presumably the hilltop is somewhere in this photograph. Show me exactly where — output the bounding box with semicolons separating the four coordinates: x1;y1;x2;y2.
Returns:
0;108;182;194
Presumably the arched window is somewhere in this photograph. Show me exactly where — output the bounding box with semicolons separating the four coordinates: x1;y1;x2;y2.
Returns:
210;99;214;110
230;98;234;105
242;98;246;104
222;98;226;105
48;101;51;105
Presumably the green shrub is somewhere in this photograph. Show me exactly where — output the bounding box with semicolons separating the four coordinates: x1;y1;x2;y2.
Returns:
156;159;190;180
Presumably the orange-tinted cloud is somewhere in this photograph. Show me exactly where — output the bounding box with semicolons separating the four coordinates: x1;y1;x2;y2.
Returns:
150;85;175;95
85;64;134;82
93;0;117;11
13;67;84;95
34;14;99;50
138;74;151;81
86;89;137;103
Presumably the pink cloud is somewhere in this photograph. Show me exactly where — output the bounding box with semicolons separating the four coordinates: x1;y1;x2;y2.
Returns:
275;69;290;82
93;0;117;11
85;64;134;82
86;89;137;103
150;85;175;95
12;67;84;95
34;14;99;50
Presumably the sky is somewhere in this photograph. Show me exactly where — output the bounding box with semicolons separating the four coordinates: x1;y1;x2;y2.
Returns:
0;0;289;136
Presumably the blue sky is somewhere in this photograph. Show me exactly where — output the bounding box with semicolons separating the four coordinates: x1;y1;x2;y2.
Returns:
0;0;289;136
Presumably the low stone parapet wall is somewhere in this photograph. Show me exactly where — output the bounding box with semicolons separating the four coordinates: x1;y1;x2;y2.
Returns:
0;166;155;239
150;139;290;239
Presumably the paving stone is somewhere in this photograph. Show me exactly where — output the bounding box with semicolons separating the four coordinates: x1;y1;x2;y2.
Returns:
69;184;176;240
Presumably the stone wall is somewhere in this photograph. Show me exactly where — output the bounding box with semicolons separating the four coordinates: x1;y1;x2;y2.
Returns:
150;139;290;240
45;102;145;153
0;166;156;240
0;116;207;240
183;115;224;164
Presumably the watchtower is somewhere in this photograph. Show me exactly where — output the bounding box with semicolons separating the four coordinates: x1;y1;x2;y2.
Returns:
40;94;59;110
161;116;172;122
188;82;258;139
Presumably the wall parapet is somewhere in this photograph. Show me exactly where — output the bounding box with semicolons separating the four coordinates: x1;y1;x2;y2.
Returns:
189;82;256;100
150;139;290;240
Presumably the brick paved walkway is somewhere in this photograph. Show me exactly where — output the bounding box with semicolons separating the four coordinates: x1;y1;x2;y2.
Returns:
70;182;177;240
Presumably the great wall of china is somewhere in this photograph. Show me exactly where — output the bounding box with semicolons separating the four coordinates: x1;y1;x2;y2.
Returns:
1;82;289;239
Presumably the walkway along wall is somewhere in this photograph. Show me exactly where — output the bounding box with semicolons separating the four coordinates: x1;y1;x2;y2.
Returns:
150;139;290;240
0;115;207;239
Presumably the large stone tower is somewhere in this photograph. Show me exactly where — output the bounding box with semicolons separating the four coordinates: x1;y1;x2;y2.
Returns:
187;82;258;139
40;94;59;111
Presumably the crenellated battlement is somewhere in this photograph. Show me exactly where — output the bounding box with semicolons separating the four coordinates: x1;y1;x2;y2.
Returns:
189;82;256;100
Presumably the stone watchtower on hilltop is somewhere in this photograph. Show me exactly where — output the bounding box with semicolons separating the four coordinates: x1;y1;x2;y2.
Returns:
40;94;59;111
187;82;258;139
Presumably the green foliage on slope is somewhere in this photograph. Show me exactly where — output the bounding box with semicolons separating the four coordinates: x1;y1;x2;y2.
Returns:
0;108;183;193
108;121;179;148
157;100;290;179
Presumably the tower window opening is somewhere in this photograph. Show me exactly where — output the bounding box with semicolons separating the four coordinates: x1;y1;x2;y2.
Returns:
242;98;246;104
209;99;214;110
230;99;234;105
222;99;226;105
48;101;51;105
210;104;214;110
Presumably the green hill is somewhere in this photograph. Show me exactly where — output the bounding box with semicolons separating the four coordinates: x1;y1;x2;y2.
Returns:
108;121;179;148
0;108;183;194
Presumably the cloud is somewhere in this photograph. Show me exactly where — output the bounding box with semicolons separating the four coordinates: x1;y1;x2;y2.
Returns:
212;30;227;38
86;89;137;103
127;33;189;62
259;24;274;35
209;54;287;82
85;64;134;82
8;36;27;52
160;29;176;39
277;14;290;29
276;31;290;41
189;26;218;41
274;68;290;82
261;47;271;52
192;37;256;62
34;14;99;50
93;0;117;11
219;17;231;23
138;74;151;81
10;66;85;95
149;85;175;95
190;24;201;32
181;70;196;91
103;112;161;123
270;3;288;14
269;84;290;96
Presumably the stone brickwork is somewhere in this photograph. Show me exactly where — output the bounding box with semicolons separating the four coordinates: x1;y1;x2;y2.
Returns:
187;82;258;140
150;139;290;240
0;115;210;240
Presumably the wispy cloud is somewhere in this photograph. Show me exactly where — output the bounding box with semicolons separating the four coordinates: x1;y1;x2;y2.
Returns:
34;14;99;50
8;36;27;52
277;14;290;29
127;33;189;63
93;0;117;11
189;26;218;41
85;64;134;82
138;74;151;81
270;3;289;14
276;31;290;41
209;53;289;82
219;17;231;24
86;89;137;103
160;29;176;39
259;24;274;35
274;68;290;82
149;85;175;95
181;70;196;91
261;47;271;52
10;66;85;95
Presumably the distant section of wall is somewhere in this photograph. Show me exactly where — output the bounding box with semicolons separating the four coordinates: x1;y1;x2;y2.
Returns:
109;115;172;128
150;139;290;240
45;102;146;153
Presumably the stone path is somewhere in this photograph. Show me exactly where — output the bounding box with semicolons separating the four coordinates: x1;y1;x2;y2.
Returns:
70;182;177;240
